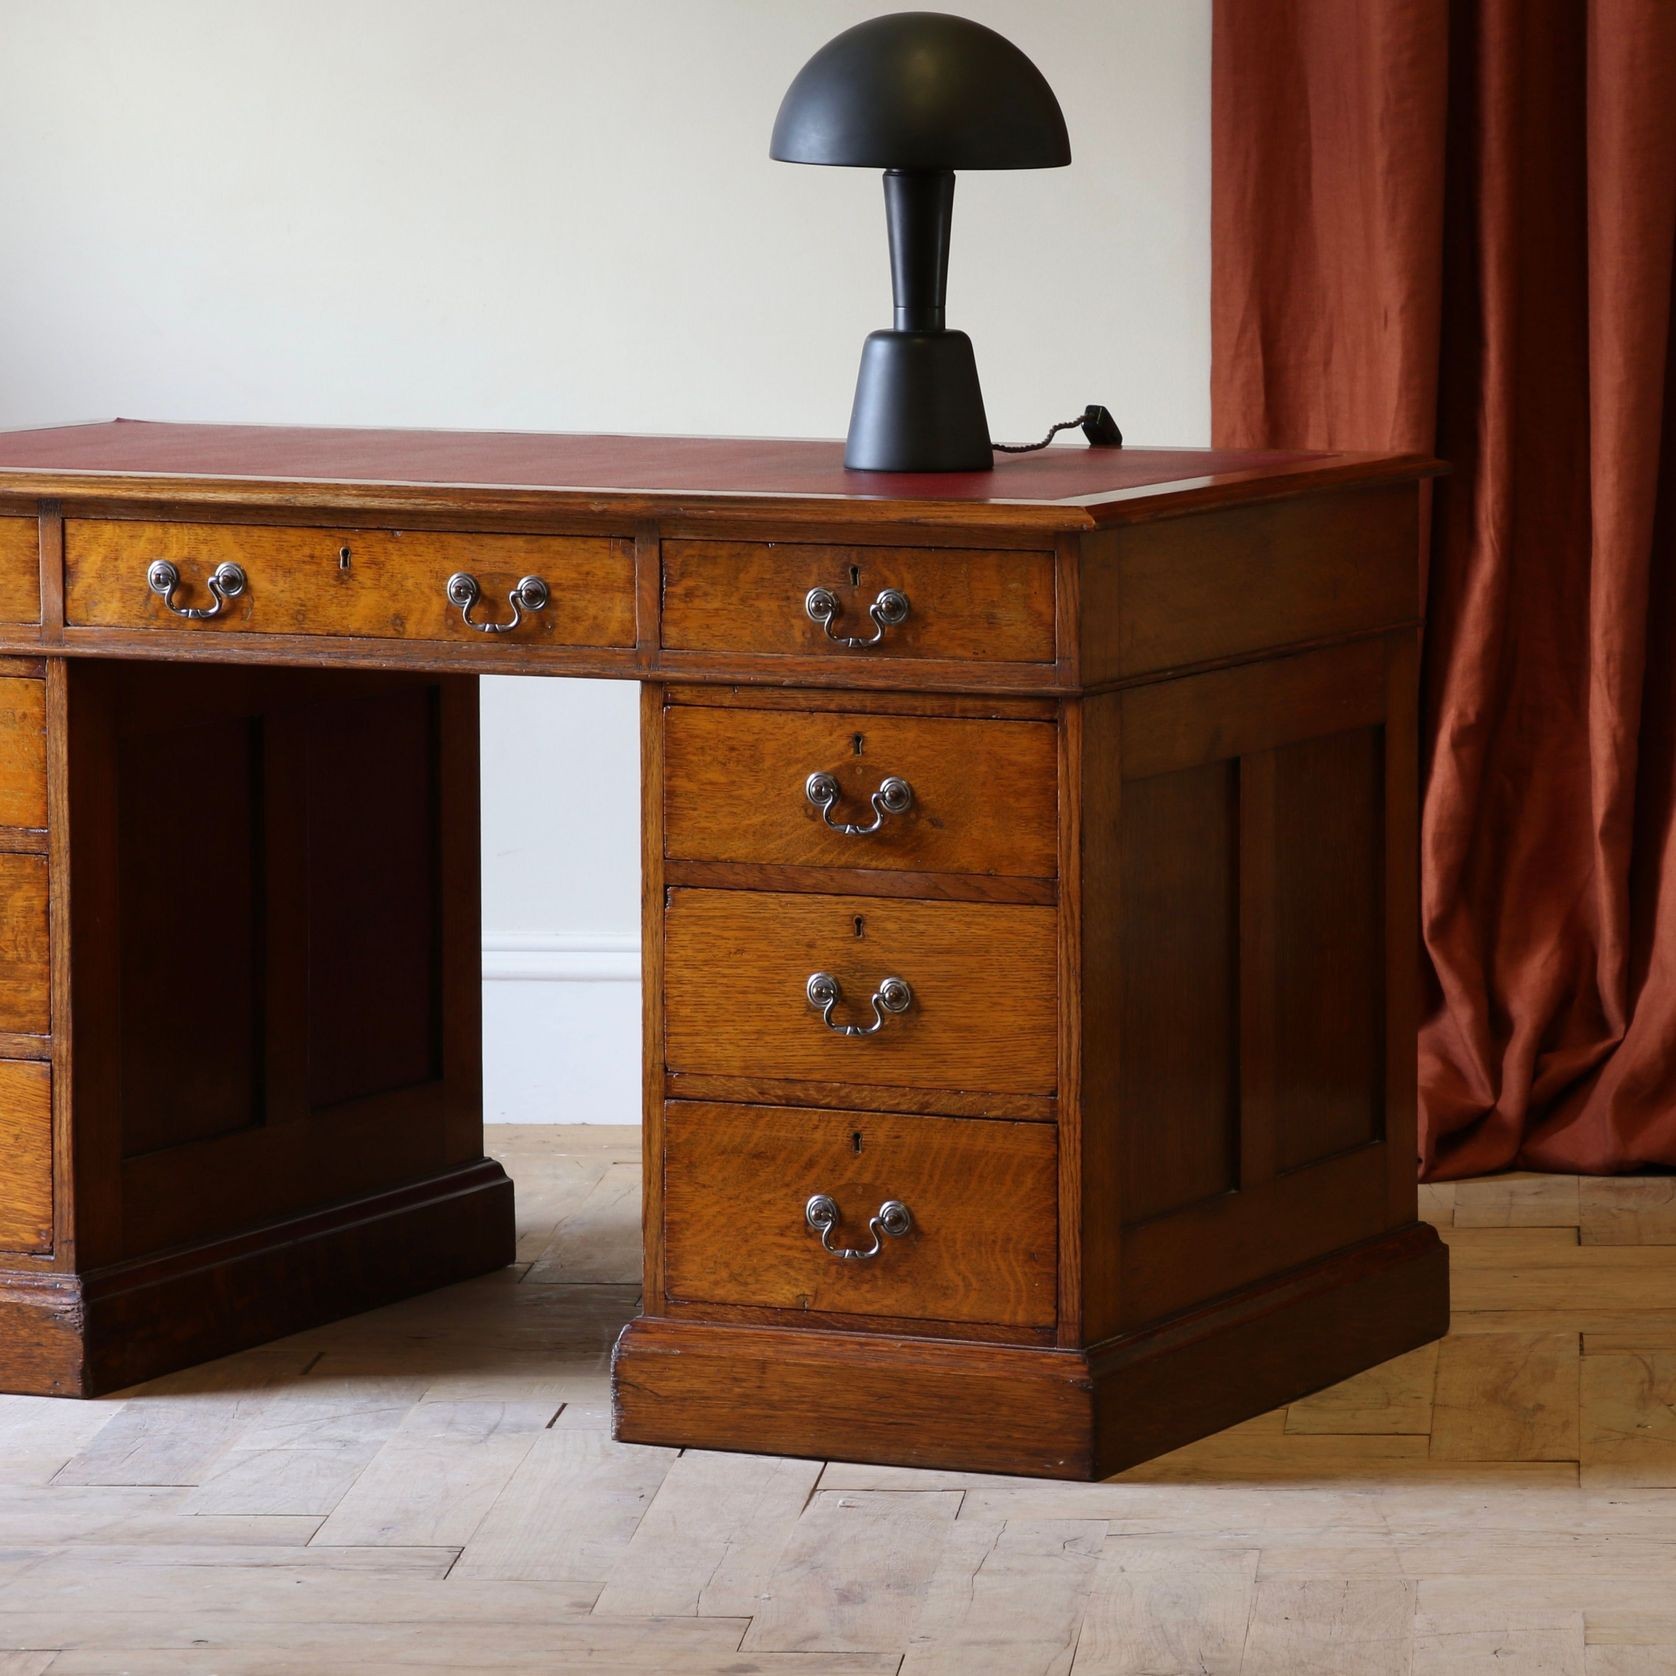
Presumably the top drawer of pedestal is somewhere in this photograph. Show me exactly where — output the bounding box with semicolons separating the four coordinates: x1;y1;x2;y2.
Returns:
661;540;1057;666
0;518;40;626
62;520;636;647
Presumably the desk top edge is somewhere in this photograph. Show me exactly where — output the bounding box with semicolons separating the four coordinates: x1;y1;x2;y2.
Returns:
0;421;1443;530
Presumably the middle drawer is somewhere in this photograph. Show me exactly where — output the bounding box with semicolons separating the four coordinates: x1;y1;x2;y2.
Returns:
0;853;49;1038
664;701;1058;879
664;887;1058;1098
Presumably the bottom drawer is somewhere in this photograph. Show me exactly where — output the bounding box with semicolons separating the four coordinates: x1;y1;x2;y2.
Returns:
0;1059;51;1253
663;1102;1057;1330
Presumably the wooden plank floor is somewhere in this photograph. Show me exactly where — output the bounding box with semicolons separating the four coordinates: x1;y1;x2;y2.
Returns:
0;1128;1673;1673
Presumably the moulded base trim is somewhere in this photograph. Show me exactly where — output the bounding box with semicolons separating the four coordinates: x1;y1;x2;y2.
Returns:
612;1220;1449;1481
0;1159;515;1397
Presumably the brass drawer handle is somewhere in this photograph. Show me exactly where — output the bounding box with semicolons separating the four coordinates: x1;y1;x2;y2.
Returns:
147;560;246;620
805;1193;912;1260
445;571;549;634
806;971;912;1036
805;771;914;835
805;585;909;647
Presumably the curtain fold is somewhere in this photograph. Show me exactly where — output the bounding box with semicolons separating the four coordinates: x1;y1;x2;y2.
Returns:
1212;0;1676;1177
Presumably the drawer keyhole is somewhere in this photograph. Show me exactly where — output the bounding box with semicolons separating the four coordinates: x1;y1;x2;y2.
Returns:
853;915;865;939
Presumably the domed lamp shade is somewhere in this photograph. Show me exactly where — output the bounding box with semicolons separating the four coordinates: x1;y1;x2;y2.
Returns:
771;11;1070;472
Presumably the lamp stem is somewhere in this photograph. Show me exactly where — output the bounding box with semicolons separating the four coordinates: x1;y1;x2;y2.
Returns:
883;169;954;333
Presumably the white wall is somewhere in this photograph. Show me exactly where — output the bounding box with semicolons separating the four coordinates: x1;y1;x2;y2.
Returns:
0;0;1211;1121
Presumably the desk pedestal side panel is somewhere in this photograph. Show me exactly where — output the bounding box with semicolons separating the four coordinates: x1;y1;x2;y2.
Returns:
0;658;511;1396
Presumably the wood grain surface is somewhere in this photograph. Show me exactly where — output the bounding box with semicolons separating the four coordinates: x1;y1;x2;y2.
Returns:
1079;484;1421;683
0;516;40;625
661;540;1055;663
64;520;635;646
0;675;47;830
616;1221;1446;1482
0;855;48;1038
663;701;1058;879
662;1102;1057;1329
662;888;1058;1098
0;1058;51;1251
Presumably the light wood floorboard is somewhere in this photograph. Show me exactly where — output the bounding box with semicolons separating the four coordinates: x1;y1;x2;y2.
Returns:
0;1126;1671;1671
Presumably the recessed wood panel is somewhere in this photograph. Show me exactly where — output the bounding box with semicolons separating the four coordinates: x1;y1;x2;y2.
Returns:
63;520;635;647
0;678;47;831
664;888;1057;1099
664;1102;1057;1329
1273;726;1386;1171
0;855;49;1038
1103;640;1413;1334
0;519;39;627
0;1058;51;1252
664;702;1058;879
301;687;442;1109
1117;762;1240;1225
117;713;264;1155
661;541;1056;664
1117;637;1387;782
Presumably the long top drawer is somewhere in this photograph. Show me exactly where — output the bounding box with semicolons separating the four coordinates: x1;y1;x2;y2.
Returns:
64;520;636;646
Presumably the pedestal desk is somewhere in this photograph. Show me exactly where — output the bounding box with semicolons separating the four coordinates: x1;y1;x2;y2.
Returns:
0;421;1448;1479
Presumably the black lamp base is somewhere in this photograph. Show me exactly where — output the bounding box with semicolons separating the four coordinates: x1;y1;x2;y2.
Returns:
844;328;993;473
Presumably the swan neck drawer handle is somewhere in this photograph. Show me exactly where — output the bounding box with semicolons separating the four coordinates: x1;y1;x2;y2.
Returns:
446;572;549;634
805;771;914;835
147;560;246;620
805;971;912;1036
804;585;909;647
805;1193;912;1260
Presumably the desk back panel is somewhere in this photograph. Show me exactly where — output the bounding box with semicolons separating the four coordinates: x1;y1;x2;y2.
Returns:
65;661;482;1264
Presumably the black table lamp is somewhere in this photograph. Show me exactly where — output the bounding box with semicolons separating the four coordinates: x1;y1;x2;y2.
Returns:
771;10;1070;472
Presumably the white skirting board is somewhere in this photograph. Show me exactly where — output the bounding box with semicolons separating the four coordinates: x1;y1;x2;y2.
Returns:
482;936;641;1124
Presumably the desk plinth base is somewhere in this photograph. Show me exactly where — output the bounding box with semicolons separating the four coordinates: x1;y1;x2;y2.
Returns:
613;1222;1447;1481
0;1161;514;1397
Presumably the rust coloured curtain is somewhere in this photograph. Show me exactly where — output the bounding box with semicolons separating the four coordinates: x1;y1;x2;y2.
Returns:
1212;0;1676;1177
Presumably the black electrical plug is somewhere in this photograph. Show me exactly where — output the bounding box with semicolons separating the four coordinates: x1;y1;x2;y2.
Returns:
1080;406;1123;447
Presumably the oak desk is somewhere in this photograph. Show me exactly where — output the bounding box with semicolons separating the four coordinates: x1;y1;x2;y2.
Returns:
0;421;1447;1479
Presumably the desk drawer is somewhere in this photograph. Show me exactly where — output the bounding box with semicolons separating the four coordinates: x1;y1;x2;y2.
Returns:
0;676;47;832
64;520;636;647
664;887;1057;1098
0;1060;51;1253
661;540;1056;665
664;1102;1057;1330
0;519;39;627
664;701;1058;879
0;855;49;1038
